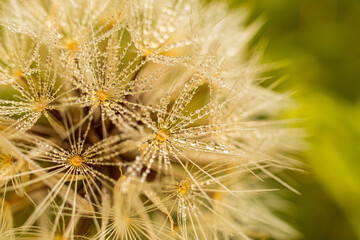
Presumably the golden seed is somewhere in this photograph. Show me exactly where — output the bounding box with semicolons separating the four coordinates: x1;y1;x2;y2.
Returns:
177;180;191;196
97;91;109;102
213;192;222;201
156;129;169;142
66;39;79;51
1;154;12;165
71;155;83;167
143;49;152;57
33;101;47;112
13;69;23;78
54;235;66;240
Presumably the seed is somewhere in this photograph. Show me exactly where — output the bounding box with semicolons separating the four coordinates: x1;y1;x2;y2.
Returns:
156;129;169;142
97;91;109;102
71;155;83;166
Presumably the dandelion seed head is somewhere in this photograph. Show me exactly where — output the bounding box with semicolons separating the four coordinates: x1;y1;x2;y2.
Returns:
0;0;302;239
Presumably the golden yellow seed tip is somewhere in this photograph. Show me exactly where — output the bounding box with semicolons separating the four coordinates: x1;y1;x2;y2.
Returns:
33;101;47;112
1;154;12;165
13;69;23;78
97;90;109;102
156;129;169;142
143;49;152;57
213;192;222;201
100;17;116;29
71;155;83;167
177;180;191;196
54;235;67;240
66;39;79;51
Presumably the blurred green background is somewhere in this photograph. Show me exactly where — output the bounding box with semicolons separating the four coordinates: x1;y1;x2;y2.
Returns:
222;0;360;239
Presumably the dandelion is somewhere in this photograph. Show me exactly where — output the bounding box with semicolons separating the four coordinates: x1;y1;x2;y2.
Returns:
94;176;176;240
0;0;126;46
0;0;302;239
125;0;194;61
123;70;247;189
0;35;77;132
166;164;296;240
0;116;134;238
68;28;163;132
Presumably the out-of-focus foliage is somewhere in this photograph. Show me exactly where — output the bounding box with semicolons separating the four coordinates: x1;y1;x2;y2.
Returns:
213;0;360;239
301;92;360;239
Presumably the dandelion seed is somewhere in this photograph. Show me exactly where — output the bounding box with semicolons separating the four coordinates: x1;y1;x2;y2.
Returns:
65;39;79;52
156;129;169;142
0;37;77;132
176;179;191;197
126;0;198;65
70;155;83;167
126;71;252;189
94;176;176;240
